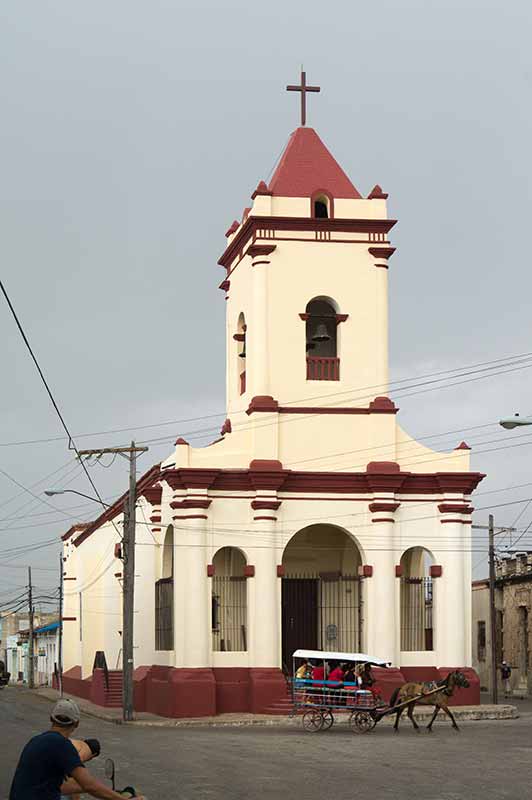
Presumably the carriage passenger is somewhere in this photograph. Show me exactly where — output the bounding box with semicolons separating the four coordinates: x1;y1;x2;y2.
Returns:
327;661;345;705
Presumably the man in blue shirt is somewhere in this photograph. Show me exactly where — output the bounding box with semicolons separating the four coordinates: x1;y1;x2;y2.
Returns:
9;698;143;800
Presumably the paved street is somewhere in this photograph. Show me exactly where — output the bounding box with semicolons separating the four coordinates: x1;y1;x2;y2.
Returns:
2;688;532;800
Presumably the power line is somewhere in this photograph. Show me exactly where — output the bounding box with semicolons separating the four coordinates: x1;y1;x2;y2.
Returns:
0;278;110;512
1;349;532;449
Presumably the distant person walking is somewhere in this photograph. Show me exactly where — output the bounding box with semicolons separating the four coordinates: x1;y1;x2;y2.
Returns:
501;661;512;697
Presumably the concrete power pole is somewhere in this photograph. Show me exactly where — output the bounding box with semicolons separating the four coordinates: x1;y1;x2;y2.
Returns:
28;566;34;689
77;441;147;722
58;553;64;697
122;443;138;722
488;514;498;706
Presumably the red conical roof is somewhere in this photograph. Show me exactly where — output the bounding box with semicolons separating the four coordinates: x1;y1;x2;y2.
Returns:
268;127;361;199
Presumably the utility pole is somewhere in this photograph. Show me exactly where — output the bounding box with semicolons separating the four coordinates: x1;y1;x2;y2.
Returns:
77;441;147;722
488;515;498;705
58;554;64;697
473;519;516;705
28;567;34;689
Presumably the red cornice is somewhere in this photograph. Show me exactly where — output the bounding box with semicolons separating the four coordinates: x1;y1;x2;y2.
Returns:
246;396;279;415
73;463;161;547
218;216;397;268
225;220;239;237
157;466;485;496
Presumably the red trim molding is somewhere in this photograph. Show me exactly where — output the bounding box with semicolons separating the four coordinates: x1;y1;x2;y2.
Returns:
172;514;208;520
359;565;373;578
369;246;396;259
277;565;285;578
369;502;400;513
246;395;398;416
247;244;277;258
438;503;473;514
207;564;215;577
62;617;77;621
368;185;388;199
372;517;396;523
63;577;77;581
253;515;277;521
141;486;163;506
170;499;212;510
243;565;255;578
219;216;397;269
251;180;273;199
225;220;239;237
251;500;281;511
395;565;403;578
150;515;162;523
430;565;443;578
246;396;279;415
455;441;471;450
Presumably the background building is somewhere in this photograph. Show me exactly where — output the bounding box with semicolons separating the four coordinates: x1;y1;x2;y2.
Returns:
472;554;532;696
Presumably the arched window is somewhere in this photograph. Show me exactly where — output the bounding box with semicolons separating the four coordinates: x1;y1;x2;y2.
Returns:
236;313;246;395
400;547;434;652
155;526;174;651
305;298;339;381
211;546;248;652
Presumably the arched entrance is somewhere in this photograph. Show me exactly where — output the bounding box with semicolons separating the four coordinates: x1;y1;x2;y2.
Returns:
281;525;363;667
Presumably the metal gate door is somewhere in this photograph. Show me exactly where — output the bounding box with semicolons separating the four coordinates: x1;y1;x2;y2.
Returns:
281;574;362;667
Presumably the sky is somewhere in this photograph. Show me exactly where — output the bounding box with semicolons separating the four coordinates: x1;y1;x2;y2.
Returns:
1;0;532;602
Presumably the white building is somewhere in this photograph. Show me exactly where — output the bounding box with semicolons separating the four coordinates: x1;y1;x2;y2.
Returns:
61;116;484;716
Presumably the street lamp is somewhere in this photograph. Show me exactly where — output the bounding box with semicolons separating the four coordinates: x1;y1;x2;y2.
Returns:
499;414;532;430
45;489;110;508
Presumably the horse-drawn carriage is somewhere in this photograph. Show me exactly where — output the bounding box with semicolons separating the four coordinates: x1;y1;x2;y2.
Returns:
291;649;470;734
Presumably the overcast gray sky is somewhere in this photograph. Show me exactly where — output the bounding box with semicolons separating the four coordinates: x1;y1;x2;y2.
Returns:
1;0;532;600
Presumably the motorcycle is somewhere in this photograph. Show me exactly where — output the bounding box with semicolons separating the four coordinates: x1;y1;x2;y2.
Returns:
104;757;144;799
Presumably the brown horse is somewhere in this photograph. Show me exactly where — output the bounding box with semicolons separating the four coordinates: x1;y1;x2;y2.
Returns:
389;670;470;733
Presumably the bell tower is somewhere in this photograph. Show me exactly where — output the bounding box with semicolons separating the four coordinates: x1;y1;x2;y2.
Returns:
220;77;395;422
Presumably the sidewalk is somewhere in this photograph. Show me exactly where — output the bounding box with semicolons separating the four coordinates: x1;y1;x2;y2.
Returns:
30;687;518;727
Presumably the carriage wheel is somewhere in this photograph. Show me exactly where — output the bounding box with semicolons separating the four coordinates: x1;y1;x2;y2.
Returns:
321;710;334;730
302;710;324;732
350;710;376;734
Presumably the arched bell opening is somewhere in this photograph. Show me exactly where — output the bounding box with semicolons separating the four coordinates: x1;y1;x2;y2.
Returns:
155;525;174;651
236;312;246;395
281;524;363;666
212;546;248;652
311;190;333;219
305;297;339;381
400;546;435;652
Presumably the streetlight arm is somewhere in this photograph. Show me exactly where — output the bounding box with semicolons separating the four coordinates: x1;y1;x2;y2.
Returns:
44;489;111;507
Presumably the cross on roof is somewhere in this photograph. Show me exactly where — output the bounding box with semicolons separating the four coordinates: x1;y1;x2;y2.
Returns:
286;69;320;127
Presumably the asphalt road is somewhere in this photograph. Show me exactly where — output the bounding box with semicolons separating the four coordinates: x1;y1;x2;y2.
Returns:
1;687;531;800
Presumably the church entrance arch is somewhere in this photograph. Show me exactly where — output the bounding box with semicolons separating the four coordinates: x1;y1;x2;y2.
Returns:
281;524;363;668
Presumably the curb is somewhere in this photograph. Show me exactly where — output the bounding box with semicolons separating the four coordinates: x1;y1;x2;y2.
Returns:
26;690;519;727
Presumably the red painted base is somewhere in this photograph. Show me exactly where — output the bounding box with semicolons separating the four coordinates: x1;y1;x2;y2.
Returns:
61;664;481;715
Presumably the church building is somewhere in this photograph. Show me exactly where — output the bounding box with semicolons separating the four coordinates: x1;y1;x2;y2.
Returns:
61;76;484;716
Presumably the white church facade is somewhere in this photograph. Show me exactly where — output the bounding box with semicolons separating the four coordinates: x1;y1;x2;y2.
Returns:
61;95;483;716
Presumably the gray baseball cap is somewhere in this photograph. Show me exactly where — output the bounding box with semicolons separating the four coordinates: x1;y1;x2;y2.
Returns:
51;698;81;726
